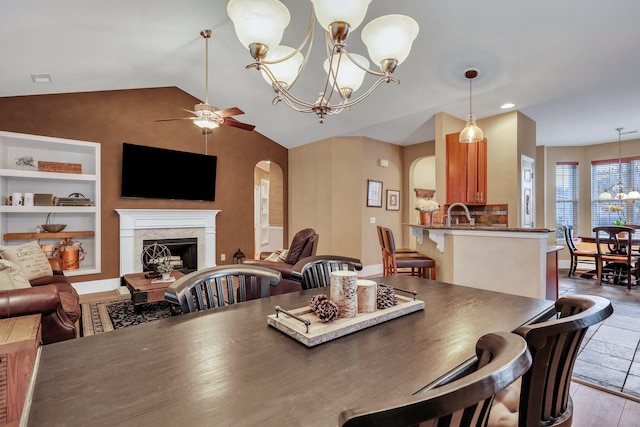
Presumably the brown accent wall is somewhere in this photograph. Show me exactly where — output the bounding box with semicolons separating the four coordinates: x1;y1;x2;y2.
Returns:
0;87;288;286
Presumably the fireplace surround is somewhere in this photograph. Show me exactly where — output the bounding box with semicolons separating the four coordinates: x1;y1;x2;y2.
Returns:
116;209;220;276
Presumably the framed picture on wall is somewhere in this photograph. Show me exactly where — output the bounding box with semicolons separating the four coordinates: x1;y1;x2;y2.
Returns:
386;190;400;211
367;179;383;207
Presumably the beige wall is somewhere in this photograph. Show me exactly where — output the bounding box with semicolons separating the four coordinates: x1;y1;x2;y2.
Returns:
541;138;640;264
289;136;407;269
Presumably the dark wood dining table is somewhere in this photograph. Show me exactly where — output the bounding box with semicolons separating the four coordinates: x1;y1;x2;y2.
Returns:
24;275;555;427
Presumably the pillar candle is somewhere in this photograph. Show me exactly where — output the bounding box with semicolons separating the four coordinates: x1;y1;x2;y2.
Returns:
330;270;358;318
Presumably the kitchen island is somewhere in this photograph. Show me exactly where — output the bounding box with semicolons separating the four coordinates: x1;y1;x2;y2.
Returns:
407;224;561;300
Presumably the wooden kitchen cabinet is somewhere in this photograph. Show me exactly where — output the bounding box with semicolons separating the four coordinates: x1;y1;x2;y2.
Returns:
446;132;487;205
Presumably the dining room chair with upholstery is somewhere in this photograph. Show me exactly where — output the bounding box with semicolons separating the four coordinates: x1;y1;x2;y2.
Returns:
339;331;532;427
381;227;436;279
562;225;597;278
593;225;639;288
489;294;613;427
164;265;281;314
290;255;363;289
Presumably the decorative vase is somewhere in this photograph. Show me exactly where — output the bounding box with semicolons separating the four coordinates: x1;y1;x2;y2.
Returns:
60;249;80;270
419;211;433;226
161;272;171;280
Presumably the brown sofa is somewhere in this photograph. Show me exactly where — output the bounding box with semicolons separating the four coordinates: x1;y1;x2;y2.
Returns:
0;258;80;344
244;228;319;295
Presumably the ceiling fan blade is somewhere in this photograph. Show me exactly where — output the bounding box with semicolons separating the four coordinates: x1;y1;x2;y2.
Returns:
216;107;244;118
155;117;194;122
162;103;197;116
222;117;255;131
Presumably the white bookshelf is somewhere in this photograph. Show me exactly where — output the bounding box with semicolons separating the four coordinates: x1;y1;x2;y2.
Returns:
0;131;101;276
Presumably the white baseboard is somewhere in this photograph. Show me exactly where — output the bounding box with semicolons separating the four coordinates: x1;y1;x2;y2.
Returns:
71;277;121;295
360;264;383;278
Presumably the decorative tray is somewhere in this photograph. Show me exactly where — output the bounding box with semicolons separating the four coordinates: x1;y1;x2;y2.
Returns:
267;294;424;347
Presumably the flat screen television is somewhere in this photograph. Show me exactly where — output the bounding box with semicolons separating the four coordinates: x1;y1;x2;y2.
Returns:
121;142;217;201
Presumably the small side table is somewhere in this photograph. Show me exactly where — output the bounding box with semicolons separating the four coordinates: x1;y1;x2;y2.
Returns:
0;314;41;426
122;271;185;313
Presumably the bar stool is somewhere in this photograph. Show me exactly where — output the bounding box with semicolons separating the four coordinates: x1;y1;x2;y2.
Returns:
376;226;419;275
381;227;436;279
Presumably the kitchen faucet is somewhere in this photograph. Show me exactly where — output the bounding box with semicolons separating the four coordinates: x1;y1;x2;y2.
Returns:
447;203;472;227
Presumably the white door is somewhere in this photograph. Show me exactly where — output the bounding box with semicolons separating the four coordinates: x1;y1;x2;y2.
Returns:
254;185;261;258
521;156;535;228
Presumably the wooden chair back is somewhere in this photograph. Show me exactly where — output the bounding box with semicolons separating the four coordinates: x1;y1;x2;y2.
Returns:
562;225;578;253
339;331;532;427
290;255;363;289
164;265;281;314
593;226;638;287
514;295;613;426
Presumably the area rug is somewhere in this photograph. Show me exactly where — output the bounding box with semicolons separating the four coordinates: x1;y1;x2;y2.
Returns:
81;299;175;337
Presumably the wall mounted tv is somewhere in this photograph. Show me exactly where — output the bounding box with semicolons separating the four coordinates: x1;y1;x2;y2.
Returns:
121;142;217;201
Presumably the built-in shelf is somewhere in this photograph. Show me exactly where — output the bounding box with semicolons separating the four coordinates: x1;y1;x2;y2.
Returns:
0;131;101;277
3;231;94;241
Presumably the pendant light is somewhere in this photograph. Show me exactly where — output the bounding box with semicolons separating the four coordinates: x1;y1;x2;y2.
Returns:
459;68;484;143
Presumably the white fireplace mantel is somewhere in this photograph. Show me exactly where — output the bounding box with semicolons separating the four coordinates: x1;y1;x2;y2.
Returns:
116;209;220;275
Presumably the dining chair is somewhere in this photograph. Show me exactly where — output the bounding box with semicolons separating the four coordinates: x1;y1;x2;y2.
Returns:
624;224;640;255
376;226;418;275
339;331;532;427
562;225;597;277
164;265;281;314
290;255;363;289
592;225;639;288
381;227;436;279
489;294;613;427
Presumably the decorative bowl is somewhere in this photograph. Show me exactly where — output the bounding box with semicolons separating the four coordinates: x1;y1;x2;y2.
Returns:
41;224;67;233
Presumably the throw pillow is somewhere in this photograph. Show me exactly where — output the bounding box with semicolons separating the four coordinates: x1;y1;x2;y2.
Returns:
0;259;31;290
264;249;288;262
0;240;53;281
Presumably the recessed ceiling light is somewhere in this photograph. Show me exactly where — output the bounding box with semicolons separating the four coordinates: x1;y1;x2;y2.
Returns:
501;102;515;109
30;73;52;83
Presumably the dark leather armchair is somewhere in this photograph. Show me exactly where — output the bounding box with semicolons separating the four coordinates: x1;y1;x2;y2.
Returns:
0;258;80;344
244;228;319;295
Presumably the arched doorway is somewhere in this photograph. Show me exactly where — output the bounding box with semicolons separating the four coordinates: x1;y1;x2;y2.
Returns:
253;161;284;257
408;156;436;248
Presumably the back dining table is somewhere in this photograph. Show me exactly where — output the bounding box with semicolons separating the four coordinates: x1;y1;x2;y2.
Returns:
24;275;555;427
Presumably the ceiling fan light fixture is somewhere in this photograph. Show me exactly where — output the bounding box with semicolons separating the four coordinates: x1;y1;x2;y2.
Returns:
460;68;483;143
193;118;220;130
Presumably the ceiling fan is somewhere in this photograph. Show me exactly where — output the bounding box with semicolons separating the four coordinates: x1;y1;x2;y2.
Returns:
156;29;255;132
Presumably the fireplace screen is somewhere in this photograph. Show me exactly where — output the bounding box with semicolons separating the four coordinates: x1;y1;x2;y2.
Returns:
142;238;197;274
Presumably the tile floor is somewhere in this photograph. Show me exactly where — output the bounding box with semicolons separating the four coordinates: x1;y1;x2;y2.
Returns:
561;271;640;399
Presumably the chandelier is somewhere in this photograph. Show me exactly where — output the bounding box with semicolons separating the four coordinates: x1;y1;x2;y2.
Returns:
598;127;639;201
227;0;419;123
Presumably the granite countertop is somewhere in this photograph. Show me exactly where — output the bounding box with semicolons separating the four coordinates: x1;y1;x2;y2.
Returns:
405;223;555;233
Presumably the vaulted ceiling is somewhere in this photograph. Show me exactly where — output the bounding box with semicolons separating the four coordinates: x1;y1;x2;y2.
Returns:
2;0;639;149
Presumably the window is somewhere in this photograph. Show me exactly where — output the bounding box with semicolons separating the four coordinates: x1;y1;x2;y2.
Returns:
556;163;579;239
591;157;640;228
